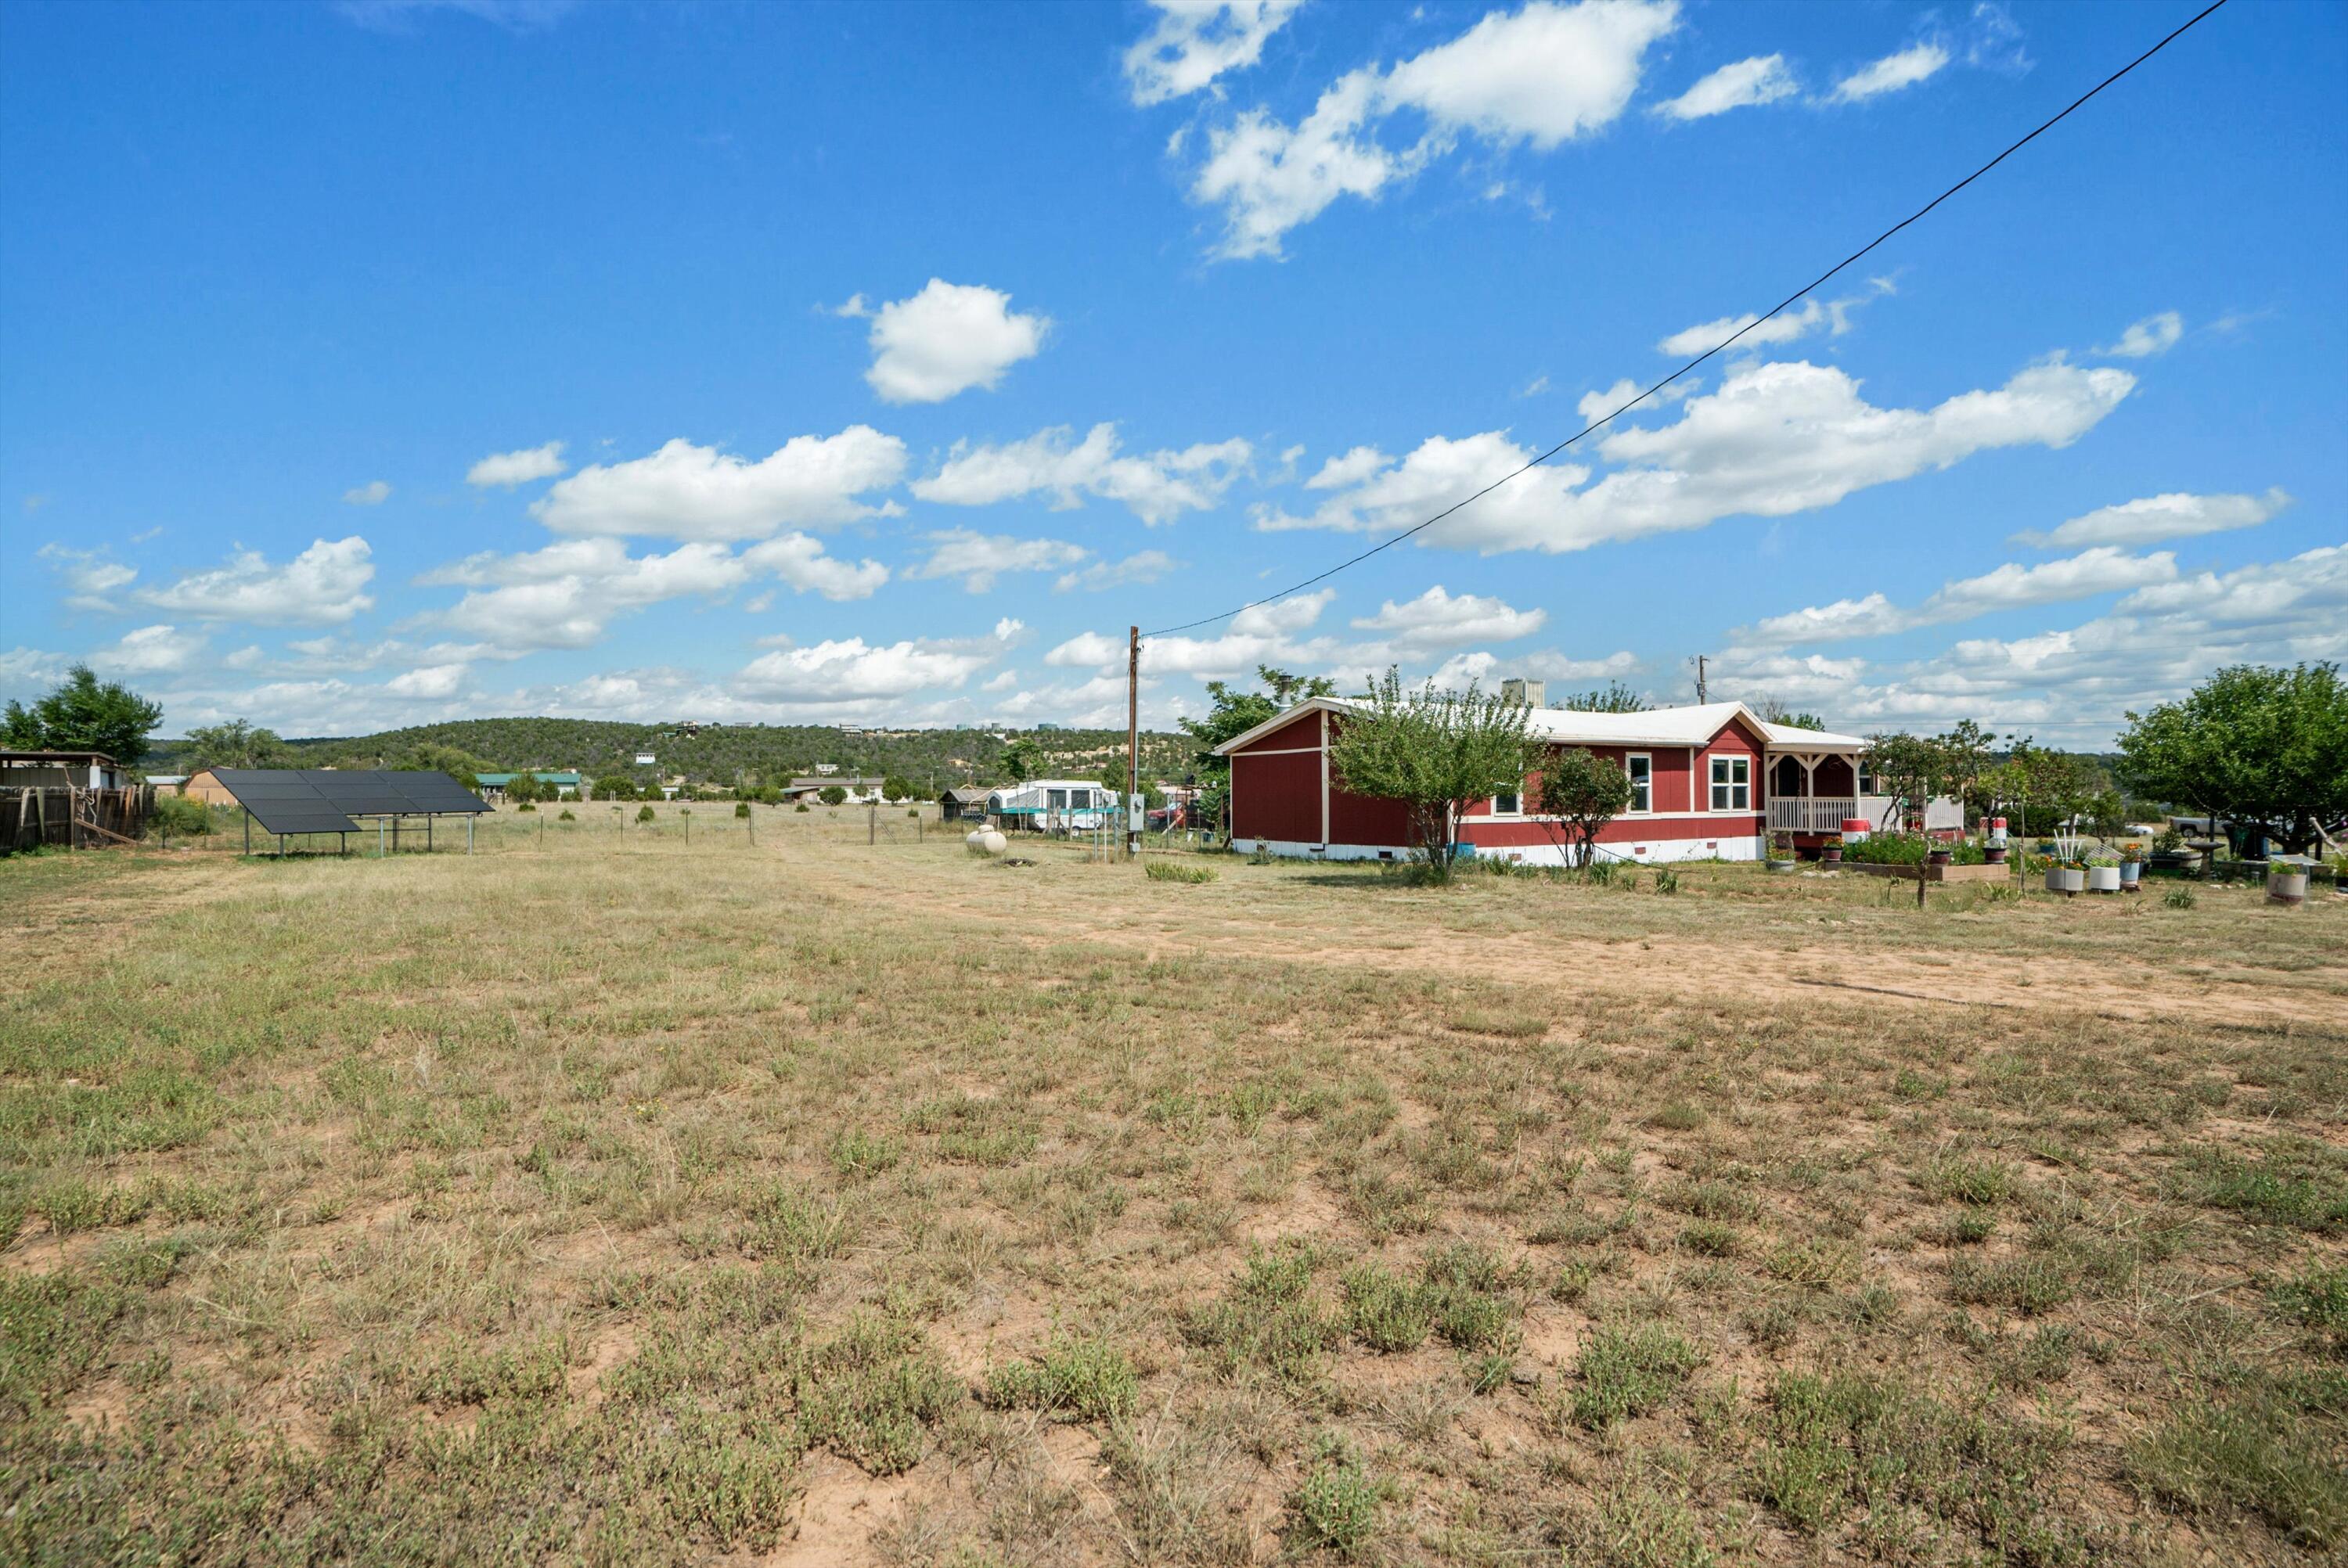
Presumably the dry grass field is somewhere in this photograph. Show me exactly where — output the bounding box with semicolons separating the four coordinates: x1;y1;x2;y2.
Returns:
4;805;2344;1566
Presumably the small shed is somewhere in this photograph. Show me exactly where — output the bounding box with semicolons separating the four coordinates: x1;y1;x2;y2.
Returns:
940;785;992;822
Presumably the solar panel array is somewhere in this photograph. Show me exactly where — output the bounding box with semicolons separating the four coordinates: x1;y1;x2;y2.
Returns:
211;769;491;836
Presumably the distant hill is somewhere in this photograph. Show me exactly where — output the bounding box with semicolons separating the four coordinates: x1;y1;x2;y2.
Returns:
147;717;1199;792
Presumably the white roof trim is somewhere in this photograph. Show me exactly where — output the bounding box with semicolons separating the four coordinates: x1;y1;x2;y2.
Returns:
1213;696;1867;756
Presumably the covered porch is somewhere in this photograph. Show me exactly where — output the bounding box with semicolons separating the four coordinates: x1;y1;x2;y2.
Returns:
1763;746;1863;836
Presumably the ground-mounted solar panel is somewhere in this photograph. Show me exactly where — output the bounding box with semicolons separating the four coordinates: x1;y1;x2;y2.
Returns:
212;768;488;832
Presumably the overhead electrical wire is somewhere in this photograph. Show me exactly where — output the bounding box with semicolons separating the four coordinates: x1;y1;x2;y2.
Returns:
1140;0;2232;642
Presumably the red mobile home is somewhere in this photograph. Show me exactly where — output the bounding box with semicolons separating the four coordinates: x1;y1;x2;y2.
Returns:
1214;698;1889;865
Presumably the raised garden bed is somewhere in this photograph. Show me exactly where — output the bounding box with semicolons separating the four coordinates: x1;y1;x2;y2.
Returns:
1842;861;2014;884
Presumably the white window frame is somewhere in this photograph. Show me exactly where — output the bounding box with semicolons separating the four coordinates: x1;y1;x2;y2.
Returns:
1856;762;1877;797
1709;753;1751;812
1492;778;1525;817
1624;753;1652;815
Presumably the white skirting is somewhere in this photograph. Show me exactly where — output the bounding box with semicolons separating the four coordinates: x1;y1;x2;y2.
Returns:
1234;836;1765;865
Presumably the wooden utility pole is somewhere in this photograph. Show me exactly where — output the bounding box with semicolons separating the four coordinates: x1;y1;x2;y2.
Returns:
1126;626;1140;860
1692;654;1709;703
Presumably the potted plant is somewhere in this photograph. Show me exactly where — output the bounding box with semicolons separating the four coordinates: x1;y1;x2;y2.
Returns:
1927;842;1954;868
2045;858;2085;896
2267;857;2310;908
2118;845;2143;890
2147;826;2188;871
1820;840;1844;866
1765;834;1798;874
2085;853;2121;894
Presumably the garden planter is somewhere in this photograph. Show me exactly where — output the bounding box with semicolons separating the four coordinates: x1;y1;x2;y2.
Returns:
1928;848;1953;868
1820;846;1843;866
1983;846;2008;865
1766;858;1797;875
2119;861;2141;890
2267;868;2310;907
2045;867;2084;895
2086;865;2121;894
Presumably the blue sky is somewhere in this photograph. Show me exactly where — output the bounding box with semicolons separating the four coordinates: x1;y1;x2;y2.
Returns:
2;0;2340;745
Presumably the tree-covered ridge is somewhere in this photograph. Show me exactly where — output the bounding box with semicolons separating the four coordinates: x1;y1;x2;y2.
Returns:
146;717;1195;794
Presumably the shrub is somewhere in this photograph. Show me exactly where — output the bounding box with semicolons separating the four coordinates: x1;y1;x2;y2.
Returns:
1145;859;1217;884
1287;1440;1388;1559
1844;833;1983;866
517;801;535;812
734;801;751;818
636;804;656;823
819;786;848;806
148;793;211;837
795;804;810;814
984;1336;1138;1421
1571;1324;1704;1427
2164;886;2196;909
557;809;574;821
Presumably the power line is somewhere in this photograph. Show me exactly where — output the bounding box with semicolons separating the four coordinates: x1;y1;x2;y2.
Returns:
1140;0;2231;642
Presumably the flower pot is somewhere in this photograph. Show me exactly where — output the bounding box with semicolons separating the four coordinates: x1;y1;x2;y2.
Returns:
1928;848;1952;868
1820;846;1842;865
1766;858;1797;875
2086;865;2121;894
2119;861;2141;890
2267;869;2310;908
1983;845;2008;865
2045;867;2083;895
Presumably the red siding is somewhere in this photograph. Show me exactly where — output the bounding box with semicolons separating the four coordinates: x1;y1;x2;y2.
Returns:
1330;788;1413;847
1230;750;1322;843
1230;709;1323;754
1811;755;1856;795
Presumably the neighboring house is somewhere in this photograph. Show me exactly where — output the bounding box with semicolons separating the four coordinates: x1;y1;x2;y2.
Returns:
780;775;886;804
475;770;583;801
985;779;1117;833
178;768;239;807
1215;696;1959;865
0;750;134;791
939;785;993;822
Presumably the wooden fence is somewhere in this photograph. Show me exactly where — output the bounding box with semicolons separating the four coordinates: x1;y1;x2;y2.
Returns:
0;786;154;851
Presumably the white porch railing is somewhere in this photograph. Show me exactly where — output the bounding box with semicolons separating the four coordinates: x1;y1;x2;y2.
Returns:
1766;797;1858;833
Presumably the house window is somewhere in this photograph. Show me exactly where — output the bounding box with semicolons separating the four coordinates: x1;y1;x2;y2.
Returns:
1493;781;1523;815
1709;754;1750;811
1626;753;1652;814
1856;764;1877;797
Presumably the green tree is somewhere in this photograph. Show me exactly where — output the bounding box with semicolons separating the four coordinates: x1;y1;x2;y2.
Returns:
1000;738;1042;783
881;773;913;803
181;717;290;771
1554;681;1649;714
3;665;164;764
592;775;636;801
1750;696;1825;731
1327;668;1541;880
1177;666;1337;833
2116;663;2348;855
1538;747;1634;869
1861;732;1954;833
636;804;656;823
504;771;545;804
1985;739;2101;842
819;784;848;806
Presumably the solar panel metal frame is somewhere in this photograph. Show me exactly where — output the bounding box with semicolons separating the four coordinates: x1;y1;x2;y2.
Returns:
210;769;362;836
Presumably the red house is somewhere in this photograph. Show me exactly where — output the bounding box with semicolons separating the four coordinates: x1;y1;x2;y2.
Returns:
1213;696;1885;865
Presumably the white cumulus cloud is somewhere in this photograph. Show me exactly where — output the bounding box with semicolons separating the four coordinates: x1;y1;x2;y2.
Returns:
1125;0;1302;106
1653;52;1797;120
1829;41;1948;102
343;480;393;505
466;441;567;487
1262;354;2134;556
2011;487;2289;550
1189;0;1679;259
863;279;1049;405
907;529;1089;594
1737;547;2180;647
735;619;1023;703
913;423;1251;526
135;537;377;627
1349;584;1547;652
533;430;906;541
2097;311;2184;359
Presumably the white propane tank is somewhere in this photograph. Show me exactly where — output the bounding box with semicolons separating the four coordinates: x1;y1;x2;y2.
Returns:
965;829;1008;857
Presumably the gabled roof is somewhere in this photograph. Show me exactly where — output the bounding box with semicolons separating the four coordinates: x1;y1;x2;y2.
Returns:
1211;696;1866;756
